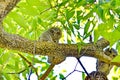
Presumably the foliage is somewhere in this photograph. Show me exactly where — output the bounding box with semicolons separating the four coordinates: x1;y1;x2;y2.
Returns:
0;0;120;79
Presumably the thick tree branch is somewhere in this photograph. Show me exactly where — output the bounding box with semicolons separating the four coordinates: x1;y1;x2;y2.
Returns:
0;27;115;65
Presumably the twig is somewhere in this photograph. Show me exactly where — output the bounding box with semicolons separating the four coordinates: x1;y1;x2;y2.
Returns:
89;35;92;43
18;53;32;66
7;65;31;74
77;58;90;77
62;61;84;80
39;64;55;80
17;53;38;76
39;5;57;15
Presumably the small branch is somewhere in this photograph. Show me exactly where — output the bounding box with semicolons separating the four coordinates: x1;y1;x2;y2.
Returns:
0;0;21;22
18;53;32;66
18;53;38;76
62;62;84;80
48;0;52;8
7;66;30;74
77;58;89;77
40;64;55;80
39;5;57;15
89;35;92;43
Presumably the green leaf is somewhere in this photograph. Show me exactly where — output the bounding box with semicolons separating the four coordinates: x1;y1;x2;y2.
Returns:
1;51;10;64
15;58;19;72
31;18;38;30
8;12;27;28
112;55;120;62
77;31;83;39
66;10;75;20
110;0;116;7
94;27;100;43
82;72;85;80
95;22;119;46
112;77;118;80
96;6;103;20
83;32;91;40
77;11;82;24
58;0;68;7
41;62;49;71
77;42;85;53
18;2;39;16
3;73;10;80
115;7;120;15
105;29;120;47
59;73;64;79
26;0;41;6
6;64;15;71
73;23;80;30
51;75;57;80
116;25;120;32
84;21;91;35
86;0;94;3
98;0;105;5
116;0;120;6
83;8;94;20
3;17;16;33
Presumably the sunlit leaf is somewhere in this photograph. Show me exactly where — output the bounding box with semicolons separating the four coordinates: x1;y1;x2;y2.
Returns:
82;72;85;80
26;0;41;6
77;42;85;53
96;6;103;20
84;21;91;35
86;0;94;3
77;11;82;24
51;75;57;80
66;9;75;20
112;55;120;62
8;12;27;28
94;27;100;43
18;2;39;16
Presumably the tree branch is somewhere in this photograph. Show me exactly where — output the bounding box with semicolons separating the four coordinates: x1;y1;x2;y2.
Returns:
0;0;20;22
40;64;55;80
0;27;116;65
17;53;38;76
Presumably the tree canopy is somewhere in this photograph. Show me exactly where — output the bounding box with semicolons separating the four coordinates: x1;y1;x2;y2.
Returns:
0;0;120;80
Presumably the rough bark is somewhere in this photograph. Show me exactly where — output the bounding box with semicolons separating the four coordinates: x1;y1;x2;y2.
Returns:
0;0;20;22
0;0;119;66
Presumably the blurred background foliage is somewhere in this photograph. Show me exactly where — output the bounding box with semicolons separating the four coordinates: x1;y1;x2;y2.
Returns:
0;0;120;79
